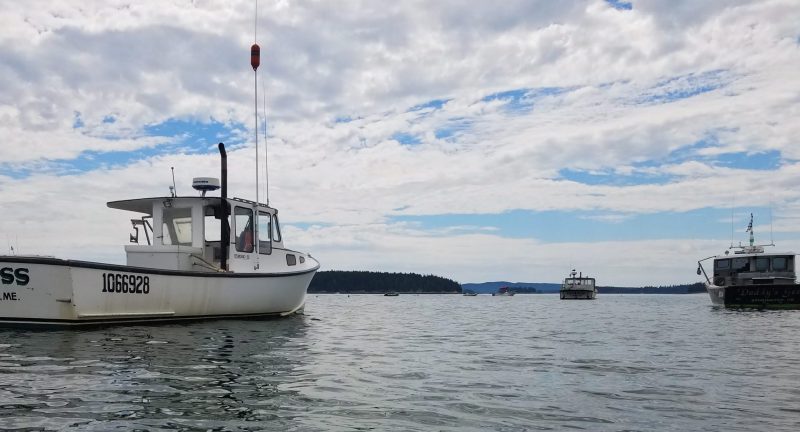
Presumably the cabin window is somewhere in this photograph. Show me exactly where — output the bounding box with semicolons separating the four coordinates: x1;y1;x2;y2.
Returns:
732;258;749;272
755;257;770;272
273;214;282;243
286;254;296;266
204;215;221;241
234;206;254;253
161;207;192;246
258;211;272;255
715;259;730;270
773;257;789;271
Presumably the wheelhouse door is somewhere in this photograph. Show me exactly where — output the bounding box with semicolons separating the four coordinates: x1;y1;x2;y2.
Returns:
230;205;256;271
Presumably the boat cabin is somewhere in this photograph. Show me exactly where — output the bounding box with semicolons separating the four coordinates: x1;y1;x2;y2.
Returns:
107;194;297;274
711;248;795;286
562;270;595;290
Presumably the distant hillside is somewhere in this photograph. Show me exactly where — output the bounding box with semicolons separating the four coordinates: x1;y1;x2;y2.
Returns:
462;281;706;294
308;270;461;294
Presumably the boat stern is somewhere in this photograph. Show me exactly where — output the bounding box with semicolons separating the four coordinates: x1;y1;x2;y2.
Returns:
0;257;78;324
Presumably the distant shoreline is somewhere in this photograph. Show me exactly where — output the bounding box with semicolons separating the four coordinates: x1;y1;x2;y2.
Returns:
309;270;706;295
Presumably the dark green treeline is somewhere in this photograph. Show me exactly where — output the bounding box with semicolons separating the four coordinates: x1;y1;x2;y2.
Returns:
308;270;461;294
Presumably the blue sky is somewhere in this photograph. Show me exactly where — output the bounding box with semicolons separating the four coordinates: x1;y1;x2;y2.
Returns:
1;0;799;285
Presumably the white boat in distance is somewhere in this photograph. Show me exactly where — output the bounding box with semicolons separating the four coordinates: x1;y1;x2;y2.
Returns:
560;269;596;300
0;144;319;326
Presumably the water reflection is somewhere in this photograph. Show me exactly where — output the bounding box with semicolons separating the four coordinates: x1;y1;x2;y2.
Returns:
0;316;310;431
3;296;800;431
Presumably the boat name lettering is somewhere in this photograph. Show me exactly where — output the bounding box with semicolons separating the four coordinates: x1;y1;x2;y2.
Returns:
1;292;18;301
234;253;250;260
0;267;29;286
101;273;150;294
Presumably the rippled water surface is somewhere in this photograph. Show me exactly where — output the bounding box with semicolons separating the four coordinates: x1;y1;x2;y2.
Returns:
2;294;800;431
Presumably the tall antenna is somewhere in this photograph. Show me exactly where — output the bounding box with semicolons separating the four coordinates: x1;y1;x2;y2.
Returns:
745;212;754;247
252;2;260;208
769;205;775;246
251;0;262;265
170;167;177;197
268;81;269;206
729;208;734;248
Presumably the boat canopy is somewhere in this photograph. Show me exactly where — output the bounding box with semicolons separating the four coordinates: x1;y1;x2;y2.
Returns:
105;195;285;273
108;197;222;214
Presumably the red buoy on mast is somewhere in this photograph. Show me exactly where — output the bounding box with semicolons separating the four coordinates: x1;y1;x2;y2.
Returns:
251;43;260;70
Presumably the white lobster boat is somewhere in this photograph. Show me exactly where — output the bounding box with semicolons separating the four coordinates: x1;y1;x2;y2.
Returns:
0;144;319;326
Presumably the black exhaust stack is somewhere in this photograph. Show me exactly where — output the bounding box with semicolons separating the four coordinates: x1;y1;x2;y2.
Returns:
218;142;230;271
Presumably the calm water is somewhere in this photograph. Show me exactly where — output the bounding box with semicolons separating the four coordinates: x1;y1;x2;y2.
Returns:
1;294;800;431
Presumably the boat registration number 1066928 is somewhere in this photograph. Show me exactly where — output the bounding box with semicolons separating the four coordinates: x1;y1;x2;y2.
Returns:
102;273;150;294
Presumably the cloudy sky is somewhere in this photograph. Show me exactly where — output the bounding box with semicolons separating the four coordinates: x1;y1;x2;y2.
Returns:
1;0;799;286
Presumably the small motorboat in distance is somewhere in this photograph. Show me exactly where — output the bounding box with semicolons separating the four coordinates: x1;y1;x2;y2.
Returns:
560;269;597;300
384;292;399;296
697;213;799;309
492;287;515;296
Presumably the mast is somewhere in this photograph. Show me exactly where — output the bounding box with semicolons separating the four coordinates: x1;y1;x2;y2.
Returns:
251;0;261;268
218;143;229;271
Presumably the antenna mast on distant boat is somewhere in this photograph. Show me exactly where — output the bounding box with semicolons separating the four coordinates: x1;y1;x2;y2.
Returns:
770;204;775;246
729;208;734;249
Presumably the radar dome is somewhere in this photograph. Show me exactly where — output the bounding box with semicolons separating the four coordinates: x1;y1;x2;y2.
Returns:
192;177;220;196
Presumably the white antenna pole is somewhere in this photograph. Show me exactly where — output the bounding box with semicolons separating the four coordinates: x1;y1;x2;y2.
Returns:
170;167;177;197
770;205;774;246
254;73;260;209
730;208;734;248
252;0;261;268
268;77;269;206
254;0;260;210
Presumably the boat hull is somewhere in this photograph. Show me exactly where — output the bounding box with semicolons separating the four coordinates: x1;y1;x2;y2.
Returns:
560;290;596;300
706;283;800;309
0;256;316;326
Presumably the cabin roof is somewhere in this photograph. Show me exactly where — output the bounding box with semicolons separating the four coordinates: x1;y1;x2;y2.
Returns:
714;251;795;260
108;196;277;215
107;197;223;214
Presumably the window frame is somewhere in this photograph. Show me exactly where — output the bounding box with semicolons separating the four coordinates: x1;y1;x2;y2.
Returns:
161;207;193;246
273;214;282;243
234;206;254;253
773;256;789;272
258;210;272;255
